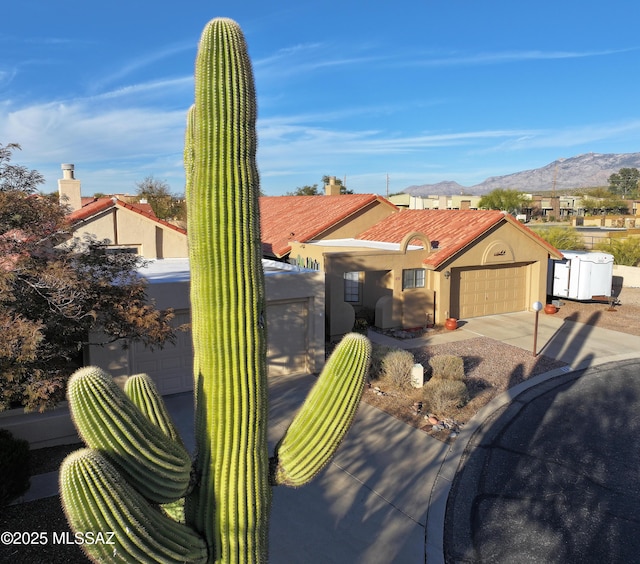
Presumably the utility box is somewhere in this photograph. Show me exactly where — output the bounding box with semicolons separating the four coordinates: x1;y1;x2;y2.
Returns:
548;250;614;301
410;363;424;388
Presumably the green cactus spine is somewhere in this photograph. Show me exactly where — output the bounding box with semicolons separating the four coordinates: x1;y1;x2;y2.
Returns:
271;332;370;487
125;373;184;445
185;17;270;561
66;366;192;504
60;448;208;563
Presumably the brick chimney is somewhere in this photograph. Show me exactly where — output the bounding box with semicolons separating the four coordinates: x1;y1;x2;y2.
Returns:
58;164;82;211
324;176;341;196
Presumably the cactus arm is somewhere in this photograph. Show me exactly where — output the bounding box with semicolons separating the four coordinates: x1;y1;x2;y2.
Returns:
67;367;191;504
270;333;370;487
124;373;184;446
60;449;208;564
185;18;271;562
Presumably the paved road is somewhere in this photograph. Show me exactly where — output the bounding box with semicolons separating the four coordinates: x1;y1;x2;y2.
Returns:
444;359;640;564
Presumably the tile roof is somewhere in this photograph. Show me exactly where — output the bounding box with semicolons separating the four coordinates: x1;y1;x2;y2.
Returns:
356;209;561;267
259;194;397;257
67;197;186;234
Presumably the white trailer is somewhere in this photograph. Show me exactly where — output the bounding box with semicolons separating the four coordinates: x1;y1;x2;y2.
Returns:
548;250;614;301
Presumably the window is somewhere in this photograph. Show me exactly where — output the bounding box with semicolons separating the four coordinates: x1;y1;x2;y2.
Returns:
344;271;362;303
403;268;425;290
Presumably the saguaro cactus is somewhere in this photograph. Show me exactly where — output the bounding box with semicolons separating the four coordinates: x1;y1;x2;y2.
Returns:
60;17;371;564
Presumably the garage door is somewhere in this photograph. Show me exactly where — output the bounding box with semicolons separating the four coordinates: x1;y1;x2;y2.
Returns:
266;300;309;376
130;310;194;395
452;264;528;319
130;301;311;395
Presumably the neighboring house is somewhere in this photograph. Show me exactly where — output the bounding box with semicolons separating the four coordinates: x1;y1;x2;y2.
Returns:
59;164;188;259
260;193;563;339
390;193;482;210
260;193;398;260
57;164;325;394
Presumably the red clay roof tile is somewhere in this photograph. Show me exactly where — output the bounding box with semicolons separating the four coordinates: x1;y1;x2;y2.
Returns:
356;209;560;267
67;198;186;234
259;194;396;257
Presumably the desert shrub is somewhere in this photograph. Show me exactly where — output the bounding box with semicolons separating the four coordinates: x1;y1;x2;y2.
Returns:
596;237;640;266
428;355;465;381
530;226;586;250
368;344;394;382
0;429;31;506
369;347;415;390
423;379;469;414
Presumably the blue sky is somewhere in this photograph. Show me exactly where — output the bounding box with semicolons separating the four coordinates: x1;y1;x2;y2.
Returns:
3;1;640;197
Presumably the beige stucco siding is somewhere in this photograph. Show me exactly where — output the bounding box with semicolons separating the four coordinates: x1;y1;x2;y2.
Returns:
72;208;188;258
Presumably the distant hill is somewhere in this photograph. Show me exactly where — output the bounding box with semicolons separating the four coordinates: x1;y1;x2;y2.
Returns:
404;152;640;196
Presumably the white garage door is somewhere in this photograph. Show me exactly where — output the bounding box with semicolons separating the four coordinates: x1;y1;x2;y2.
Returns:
453;264;528;319
130;301;311;395
266;300;309;376
130;310;194;395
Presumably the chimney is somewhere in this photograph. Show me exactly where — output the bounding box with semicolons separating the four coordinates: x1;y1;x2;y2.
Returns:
324;176;341;196
58;163;82;211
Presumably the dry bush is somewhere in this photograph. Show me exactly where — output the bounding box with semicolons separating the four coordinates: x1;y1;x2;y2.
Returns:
368;344;395;382
423;378;469;414
375;348;415;390
428;354;465;381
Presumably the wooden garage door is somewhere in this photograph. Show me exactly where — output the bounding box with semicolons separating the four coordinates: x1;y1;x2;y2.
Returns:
131;310;194;395
453;264;527;319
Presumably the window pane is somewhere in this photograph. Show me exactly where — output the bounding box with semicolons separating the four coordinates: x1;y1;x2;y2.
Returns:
344;272;361;303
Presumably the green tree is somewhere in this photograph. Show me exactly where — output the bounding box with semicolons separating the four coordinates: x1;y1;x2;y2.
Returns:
608;168;640;198
286;183;320;196
478;188;527;214
530;226;586;250
0;144;177;411
286;176;353;196
578;188;629;215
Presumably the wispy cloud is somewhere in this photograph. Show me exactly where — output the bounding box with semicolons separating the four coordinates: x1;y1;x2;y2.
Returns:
92;41;194;93
404;47;638;67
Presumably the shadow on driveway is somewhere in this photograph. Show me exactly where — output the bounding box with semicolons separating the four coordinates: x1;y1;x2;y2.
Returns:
443;310;640;563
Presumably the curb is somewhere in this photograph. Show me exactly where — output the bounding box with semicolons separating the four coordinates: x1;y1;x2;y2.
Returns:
424;352;640;564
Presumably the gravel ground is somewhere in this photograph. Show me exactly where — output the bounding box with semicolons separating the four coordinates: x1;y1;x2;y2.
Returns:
364;286;640;441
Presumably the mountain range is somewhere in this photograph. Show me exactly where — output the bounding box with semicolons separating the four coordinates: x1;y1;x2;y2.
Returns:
403;152;640;196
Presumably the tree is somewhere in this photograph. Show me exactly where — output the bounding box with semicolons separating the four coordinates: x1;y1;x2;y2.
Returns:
0;144;177;411
478;188;527;214
608;168;640;199
135;176;185;221
578;188;629;215
286;183;320;196
286;176;353;196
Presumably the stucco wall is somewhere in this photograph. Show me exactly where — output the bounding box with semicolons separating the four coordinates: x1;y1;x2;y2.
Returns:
73;207;188;258
614;265;640;288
